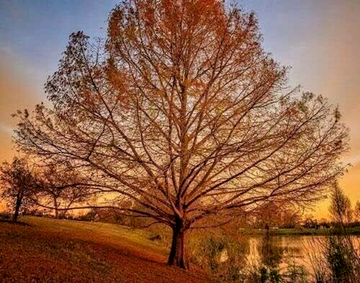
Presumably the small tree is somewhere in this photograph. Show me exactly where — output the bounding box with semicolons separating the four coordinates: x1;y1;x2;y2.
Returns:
329;183;352;225
0;157;37;222
36;163;95;218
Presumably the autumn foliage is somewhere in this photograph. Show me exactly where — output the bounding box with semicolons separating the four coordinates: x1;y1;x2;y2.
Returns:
14;0;348;268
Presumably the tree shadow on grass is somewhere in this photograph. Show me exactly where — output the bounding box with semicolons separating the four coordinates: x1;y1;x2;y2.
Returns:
0;219;31;226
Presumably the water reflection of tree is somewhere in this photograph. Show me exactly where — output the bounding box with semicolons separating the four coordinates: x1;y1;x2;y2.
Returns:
245;232;285;282
188;231;250;282
259;232;284;269
248;232;310;282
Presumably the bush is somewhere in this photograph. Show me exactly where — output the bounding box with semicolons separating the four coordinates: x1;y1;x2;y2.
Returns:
0;212;11;220
326;236;359;282
309;235;360;282
147;224;172;246
188;229;249;282
148;233;162;241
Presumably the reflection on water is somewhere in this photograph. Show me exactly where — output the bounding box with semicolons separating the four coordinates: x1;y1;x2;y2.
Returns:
190;231;360;281
246;234;360;275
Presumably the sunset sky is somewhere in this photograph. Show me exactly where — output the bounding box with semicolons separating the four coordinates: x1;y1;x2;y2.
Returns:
0;0;359;218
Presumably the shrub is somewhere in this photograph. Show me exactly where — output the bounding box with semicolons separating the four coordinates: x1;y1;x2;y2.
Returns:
0;212;11;220
309;235;360;282
188;229;249;282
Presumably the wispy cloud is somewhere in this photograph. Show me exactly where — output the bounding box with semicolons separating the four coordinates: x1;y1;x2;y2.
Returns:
345;153;360;166
0;123;13;135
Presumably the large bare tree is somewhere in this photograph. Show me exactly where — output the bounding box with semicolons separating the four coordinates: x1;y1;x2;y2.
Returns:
14;0;348;268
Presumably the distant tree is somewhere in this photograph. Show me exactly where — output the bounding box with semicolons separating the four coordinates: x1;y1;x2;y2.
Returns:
36;163;96;218
254;202;302;229
304;215;318;229
329;183;352;225
280;208;302;229
353;201;360;222
318;218;330;228
0;157;37;222
14;0;349;268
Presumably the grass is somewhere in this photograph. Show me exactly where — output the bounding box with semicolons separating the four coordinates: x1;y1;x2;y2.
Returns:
0;216;214;283
240;227;360;236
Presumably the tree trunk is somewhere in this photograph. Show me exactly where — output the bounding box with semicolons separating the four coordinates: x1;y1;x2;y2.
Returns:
168;223;187;269
13;194;23;223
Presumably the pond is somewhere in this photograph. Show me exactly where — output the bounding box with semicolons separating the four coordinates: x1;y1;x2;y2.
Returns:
245;234;360;277
189;230;360;281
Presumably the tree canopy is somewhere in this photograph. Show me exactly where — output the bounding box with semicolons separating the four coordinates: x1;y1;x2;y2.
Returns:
14;0;349;268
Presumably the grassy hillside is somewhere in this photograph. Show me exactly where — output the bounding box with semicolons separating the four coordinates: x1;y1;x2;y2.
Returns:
0;216;214;283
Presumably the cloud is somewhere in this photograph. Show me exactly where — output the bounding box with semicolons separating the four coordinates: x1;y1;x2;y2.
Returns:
345;153;360;167
0;123;13;135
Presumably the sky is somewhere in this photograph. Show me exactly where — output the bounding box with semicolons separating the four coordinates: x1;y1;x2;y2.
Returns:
0;0;359;218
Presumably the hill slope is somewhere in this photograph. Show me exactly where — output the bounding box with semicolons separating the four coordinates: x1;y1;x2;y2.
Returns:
0;216;214;282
